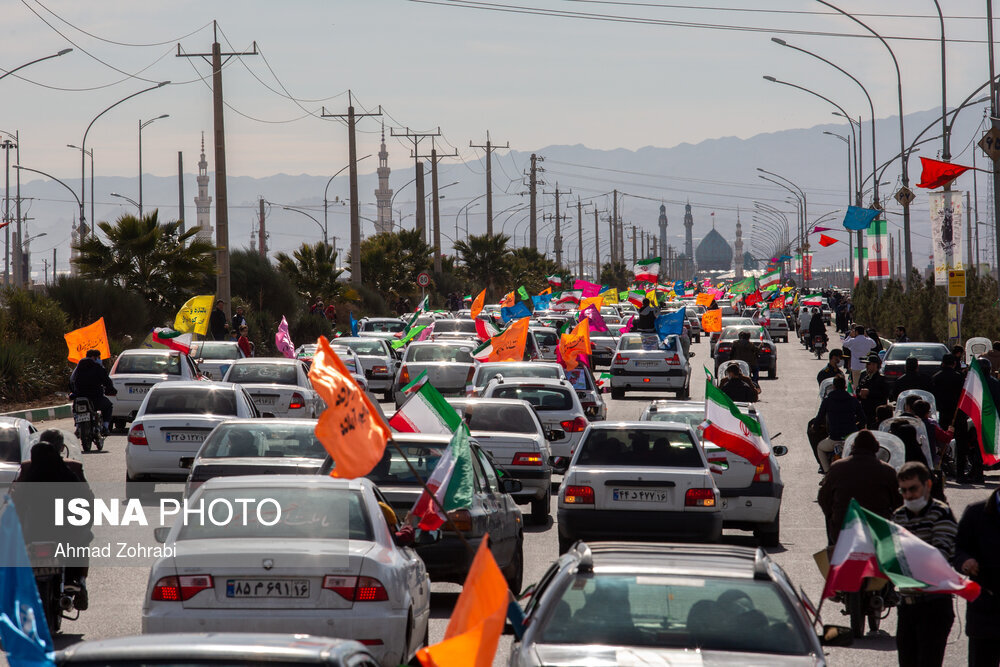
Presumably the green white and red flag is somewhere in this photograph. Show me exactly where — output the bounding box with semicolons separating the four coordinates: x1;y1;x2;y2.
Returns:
957;357;1000;466
700;368;769;465
546;275;563;289
632;257;661;283
822;499;980;601
144;328;192;354
627;291;644;308
760;268;780;291
410;425;475;530
388;371;462;435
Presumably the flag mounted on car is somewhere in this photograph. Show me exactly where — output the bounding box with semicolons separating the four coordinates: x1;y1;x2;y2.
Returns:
701;368;769;465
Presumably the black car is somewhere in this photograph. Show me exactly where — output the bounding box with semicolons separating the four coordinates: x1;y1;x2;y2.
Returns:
881;342;949;389
713;325;777;379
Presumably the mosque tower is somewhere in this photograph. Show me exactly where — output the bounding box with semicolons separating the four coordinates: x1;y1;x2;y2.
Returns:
658;204;668;259
374;124;393;234
194;133;214;243
734;209;744;280
683;202;694;261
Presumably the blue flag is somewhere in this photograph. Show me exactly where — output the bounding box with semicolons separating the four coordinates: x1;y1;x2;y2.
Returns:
349;312;358;337
531;294;552;311
778;254;793;262
673;279;684;293
0;498;55;667
500;302;532;323
655;307;686;338
843;205;880;231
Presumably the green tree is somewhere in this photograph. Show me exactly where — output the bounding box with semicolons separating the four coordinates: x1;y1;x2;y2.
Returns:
359;230;432;301
275;241;344;304
229;249;308;355
454;233;513;301
600;261;628;287
73;210;216;310
506;248;562;295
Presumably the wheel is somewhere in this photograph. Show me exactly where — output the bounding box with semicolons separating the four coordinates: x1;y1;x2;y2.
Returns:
768;365;777;379
96;433;104;452
611;388;625;400
503;538;524;595
677;384;690;399
530;488;551;525
80;426;92;453
39;579;61;635
847;591;866;638
383;391;394;403
753;515;780;547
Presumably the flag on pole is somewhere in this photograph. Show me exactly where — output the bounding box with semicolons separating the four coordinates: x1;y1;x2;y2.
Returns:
957;358;1000;466
759;268;780;290
389;371;463;435
822;500;980;602
632;257;661;283
818;234;839;247
142;327;193;355
173;294;215;336
557;318;591;371
867;218;889;280
730;277;755;294
488;317;530;362
546;275;563;289
626;291;644;308
275;317;295;359
579;304;609;333
573;279;602;298
843;206;880;231
391;325;428;350
470;289;486;320
410;426;475;531
701;369;769;465
349;312;359;337
916;157;972;189
64;318;112;364
551;290;582;312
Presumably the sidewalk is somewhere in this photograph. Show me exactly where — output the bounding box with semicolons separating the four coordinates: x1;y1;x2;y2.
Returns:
0;402;72;422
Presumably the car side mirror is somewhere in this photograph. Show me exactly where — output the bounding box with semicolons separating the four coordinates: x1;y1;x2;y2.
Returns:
153;527;171;544
772;445;788;457
501;478;523;494
546;429;565;442
178;457;194;469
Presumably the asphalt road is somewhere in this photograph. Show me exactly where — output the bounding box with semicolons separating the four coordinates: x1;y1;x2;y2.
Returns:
17;324;994;666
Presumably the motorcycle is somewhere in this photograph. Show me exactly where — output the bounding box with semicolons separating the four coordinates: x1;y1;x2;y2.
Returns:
843;580;896;639
813;335;828;360
27;541;81;634
73;397;104;453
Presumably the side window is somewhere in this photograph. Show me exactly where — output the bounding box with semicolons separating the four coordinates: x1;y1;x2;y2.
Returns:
524;562;563;617
187;356;198;377
475;448;500;493
243;388;260;418
468;447;488;493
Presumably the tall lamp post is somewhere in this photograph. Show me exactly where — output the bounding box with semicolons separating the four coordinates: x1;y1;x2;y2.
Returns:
13;165;82;275
67;144;93;241
139;114;169;215
110;192;140;211
283;206;326;242
324;154;371;245
758;169;809;287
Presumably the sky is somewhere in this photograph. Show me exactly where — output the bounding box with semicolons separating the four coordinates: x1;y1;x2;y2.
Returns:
2;0;998;274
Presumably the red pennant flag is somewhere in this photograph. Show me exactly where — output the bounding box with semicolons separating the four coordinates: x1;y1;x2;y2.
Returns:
818;234;839;247
917;157;972;189
813;226;833;233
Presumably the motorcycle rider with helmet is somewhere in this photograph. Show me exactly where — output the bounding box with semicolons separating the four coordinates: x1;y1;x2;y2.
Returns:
69;349;117;436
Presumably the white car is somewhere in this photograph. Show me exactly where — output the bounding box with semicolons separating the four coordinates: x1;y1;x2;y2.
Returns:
469;361;565;396
557;421;722;552
142;475;431;667
109;349;204;430
0;417;38;488
610;333;691;399
529;327;558;361
356;317;408;342
189;341;245;380
222;358;322;418
125;381;259;481
332;338;399;401
392;341;477;406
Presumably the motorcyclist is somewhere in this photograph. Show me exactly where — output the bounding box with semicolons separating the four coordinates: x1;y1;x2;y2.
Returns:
635;298;656;332
807;307;827;351
720;363;759;403
69;349;117;436
797;307;812;343
729;330;760;383
890;357;934;400
813;375;866;472
818;429;901;544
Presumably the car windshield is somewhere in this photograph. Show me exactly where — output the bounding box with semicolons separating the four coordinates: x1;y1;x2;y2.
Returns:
490;386;573;411
337;339;386;356
144;387;238;416
177;487;371;541
296;346;317;359
886;345;947;362
190;342;241;360
620;334;677;352
476;364;561;386
405;345;474;363
576;428;702;467
115;353;182;376
367;443;448;485
537;574;809;655
0;426;20;463
533;330;558;346
227;363;298;385
198;423;325;459
433;320;478;333
455;403;538;434
362;320;405;333
643;409;704;430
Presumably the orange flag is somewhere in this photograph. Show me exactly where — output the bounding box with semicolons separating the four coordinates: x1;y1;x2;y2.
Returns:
501;291;515;308
417;536;508;667
470;289;486;320
558;318;591;371
695;292;714;307
701;309;722;333
538;287;552;295
308;336;389;478
64;317;111;363
488;317;530;362
578;296;603;312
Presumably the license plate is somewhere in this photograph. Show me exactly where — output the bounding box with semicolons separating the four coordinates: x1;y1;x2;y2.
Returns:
226;579;310;598
635;361;659;368
613;488;669;502
252;395;276;406
73;413;91;424
164;431;206;443
127;385;149;395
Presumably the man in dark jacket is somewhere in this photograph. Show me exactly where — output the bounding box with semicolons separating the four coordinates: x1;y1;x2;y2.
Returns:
209;299;229;341
814;375;866;472
635;298;656;332
69;349;117;435
729;330;760;382
955;488;1000;666
890;357;934;400
720;364;758;403
808;307;827;349
856;355;889;429
932;354;964;429
818;429;901;544
816;349;844;386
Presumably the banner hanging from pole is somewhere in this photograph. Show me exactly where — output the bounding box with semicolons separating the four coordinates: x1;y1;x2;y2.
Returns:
929;190;964;286
866;219;889;281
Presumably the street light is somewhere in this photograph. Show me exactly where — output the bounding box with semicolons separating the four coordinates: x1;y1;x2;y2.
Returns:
283;206;326;241
139;114;169;215
0;48;72;83
110;192;140;211
324;154;371;244
14;164;82;274
67;144;93;237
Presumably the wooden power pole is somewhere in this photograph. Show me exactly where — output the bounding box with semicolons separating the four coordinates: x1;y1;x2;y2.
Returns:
470;131;509;236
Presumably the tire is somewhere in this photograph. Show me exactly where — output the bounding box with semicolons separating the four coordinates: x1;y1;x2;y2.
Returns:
96;433;104;452
503;538;524;595
753;515;780;547
383;391;394;403
847;591;866;638
768;365;777;379
530;488;551;525
678;384;690;399
80;426;92;453
39;579;61;635
611;388;625;400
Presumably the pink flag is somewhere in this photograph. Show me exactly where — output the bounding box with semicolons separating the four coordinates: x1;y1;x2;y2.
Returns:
813;226;833;233
275;316;295;359
622;315;635;333
580;304;609;332
573;279;602;298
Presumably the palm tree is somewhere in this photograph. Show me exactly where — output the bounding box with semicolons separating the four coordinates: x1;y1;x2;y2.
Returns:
360;229;432;299
73;210;216;310
454;233;512;300
275;241;344;303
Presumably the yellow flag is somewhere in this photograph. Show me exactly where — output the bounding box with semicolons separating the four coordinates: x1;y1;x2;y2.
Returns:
646;289;658;307
579;296;603;312
599;288;618;305
174;294;215;335
64;318;111;363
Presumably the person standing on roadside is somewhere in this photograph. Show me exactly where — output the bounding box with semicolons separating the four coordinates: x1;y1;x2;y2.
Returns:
856;355;889;429
841;325;876;387
231;305;247;333
892;462;958;667
955;488;1000;667
932;354;964;429
209;299;229;341
894;325;910;343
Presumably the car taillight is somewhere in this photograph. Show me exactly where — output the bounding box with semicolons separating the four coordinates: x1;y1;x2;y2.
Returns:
685;488;716;507
753;456;773;483
151;574;213;601
445;509;473;532
761;345;771;353
127;424;148;446
512;452;543;466
885;367;902;377
372;365;388;375
561;417;588;432
665;354;680;366
28;542;58;558
288;392;305;410
564;485;594;504
718;343;731;353
398;366;410;386
612;354;629;365
322;575;389;601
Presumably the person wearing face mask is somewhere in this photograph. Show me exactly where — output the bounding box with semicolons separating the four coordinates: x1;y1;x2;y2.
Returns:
816;348;845;385
892;462;958;667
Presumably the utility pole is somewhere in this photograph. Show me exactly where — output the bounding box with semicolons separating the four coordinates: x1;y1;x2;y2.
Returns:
392;127;440;243
2;138;14;286
608;214;616;266
177;21;259;318
543;183;570;268
525;153;543;251
612;190;620;266
576;199;584;278
414;138;458;274
470;131;509;236
593;208;601;277
631;225;637;266
177;151;185;234
322;92;381;285
258;198;267;258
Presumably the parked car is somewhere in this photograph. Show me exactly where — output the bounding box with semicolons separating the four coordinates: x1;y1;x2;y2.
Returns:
0;417;39;488
109;349;204;430
324;433;525;592
143;475;431;667
447;398;553;524
511;542;826;665
469;361;565;396
881;342;950;389
392;341;477;406
331;337;400;401
182;418;325;497
188;341;245;380
223;358;322;418
742;308;790;343
609;333;691;400
714;325;777;379
557;422;722;551
640;399;786;545
125;381;259;481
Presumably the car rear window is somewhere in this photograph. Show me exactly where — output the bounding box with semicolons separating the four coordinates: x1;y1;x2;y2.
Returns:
199;423;325;459
362;320;405;333
643;409;704;430
533;330;558;346
331;348;360;373
476;364;561;386
406;345;474;363
537;574;809;655
575;428;702;467
114;353;182;376
337;339;385;355
886;345;948;362
367;443;449;485
190;342;241;360
490;386;573;411
458;403;538;434
144;387;239;416
433;320;478;333
0;427;20;463
228;363;298;385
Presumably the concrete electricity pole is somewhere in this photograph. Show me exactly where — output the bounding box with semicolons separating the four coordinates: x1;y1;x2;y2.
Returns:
593;208;601;277
177;151;185;234
392;127;440;243
177;21;258;318
470;131;509;236
612;190;620;266
258;198;267;258
322;92;381;285
544;183;570;268
577;199;585;278
525;153;544;251
414;138;458;274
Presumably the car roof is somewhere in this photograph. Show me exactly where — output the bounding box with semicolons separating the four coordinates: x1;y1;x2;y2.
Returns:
587;420;692;432
574;542;771;579
120;348;181;357
149;381;238;390
200;474;369;491
231;357;298;364
407;340;471;347
205;418;318;426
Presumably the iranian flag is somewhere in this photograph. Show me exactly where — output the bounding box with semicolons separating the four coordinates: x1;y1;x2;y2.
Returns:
760;268;780;290
410;426;475;530
626;291;644;308
551;290;582;312
957;358;1000;466
145;328;192;354
802;294;823;306
701;369;769;465
472;338;493;361
632;257;661;283
547;275;563;289
389;371;462;434
822;500;980;602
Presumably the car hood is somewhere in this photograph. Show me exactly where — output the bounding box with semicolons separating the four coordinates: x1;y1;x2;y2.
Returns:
529;644;821;666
